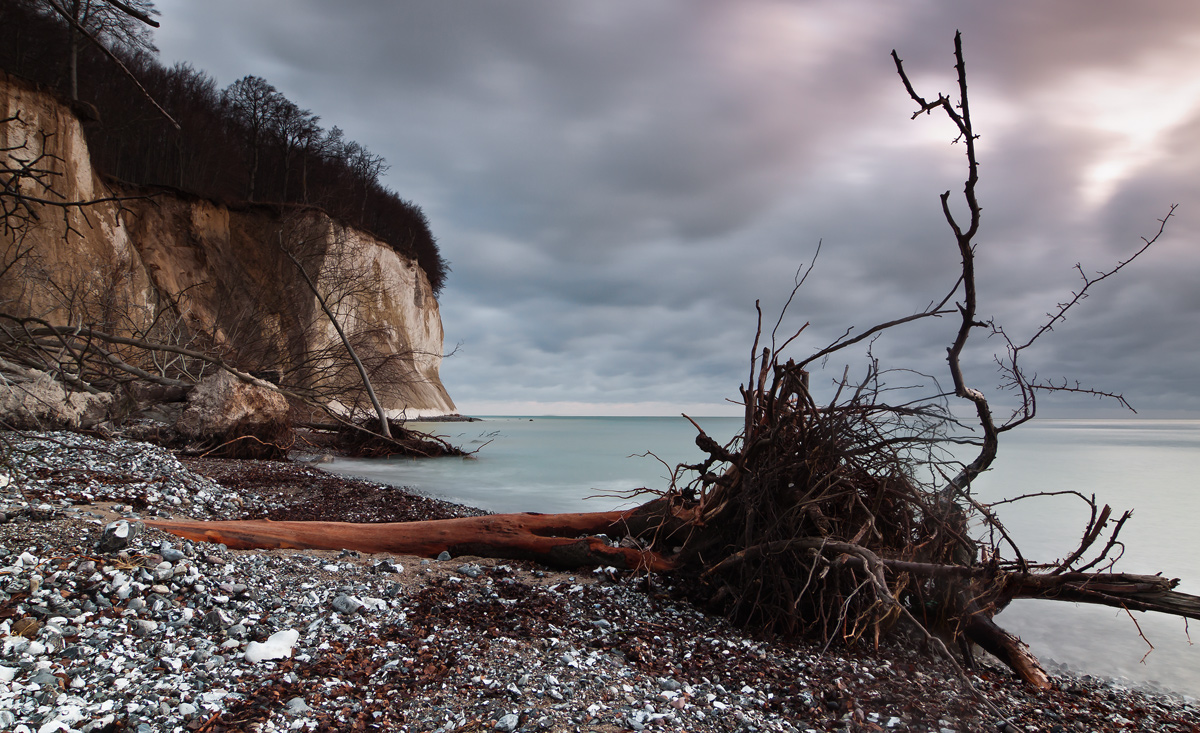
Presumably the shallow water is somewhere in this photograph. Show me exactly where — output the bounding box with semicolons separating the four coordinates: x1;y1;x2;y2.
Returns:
326;416;740;514
974;420;1200;697
323;417;1200;696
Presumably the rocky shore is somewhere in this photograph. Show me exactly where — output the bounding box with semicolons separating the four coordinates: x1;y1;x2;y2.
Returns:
1;431;1197;732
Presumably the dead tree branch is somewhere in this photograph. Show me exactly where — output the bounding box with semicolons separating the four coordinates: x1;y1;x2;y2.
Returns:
281;236;392;439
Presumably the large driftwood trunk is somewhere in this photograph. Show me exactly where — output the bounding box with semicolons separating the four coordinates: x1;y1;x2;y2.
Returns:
148;500;691;572
147;512;1200;622
146;507;1200;694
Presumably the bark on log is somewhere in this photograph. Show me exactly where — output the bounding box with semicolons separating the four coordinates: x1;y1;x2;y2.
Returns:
1011;571;1200;618
145;515;1200;621
146;501;689;572
963;610;1052;689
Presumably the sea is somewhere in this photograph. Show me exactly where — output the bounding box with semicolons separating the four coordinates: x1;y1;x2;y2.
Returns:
321;417;1200;698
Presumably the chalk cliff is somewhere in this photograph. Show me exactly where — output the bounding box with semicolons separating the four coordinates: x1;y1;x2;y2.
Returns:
1;73;456;418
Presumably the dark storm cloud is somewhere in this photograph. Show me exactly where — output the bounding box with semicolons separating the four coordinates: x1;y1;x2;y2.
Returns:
153;0;1200;415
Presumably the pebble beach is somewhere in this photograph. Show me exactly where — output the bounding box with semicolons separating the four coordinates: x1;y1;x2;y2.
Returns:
1;431;1198;732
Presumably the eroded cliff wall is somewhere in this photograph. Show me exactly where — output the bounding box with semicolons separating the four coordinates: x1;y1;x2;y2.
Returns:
1;73;456;418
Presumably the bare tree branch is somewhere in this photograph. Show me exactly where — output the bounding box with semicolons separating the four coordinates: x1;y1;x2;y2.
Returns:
280;234;393;439
41;0;179;128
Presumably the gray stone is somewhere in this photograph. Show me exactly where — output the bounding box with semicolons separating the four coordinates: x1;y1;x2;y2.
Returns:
97;520;142;553
286;697;313;714
332;594;365;615
59;645;89;659
132;619;158;636
0;365;114;429
201;609;234;630
495;713;520;732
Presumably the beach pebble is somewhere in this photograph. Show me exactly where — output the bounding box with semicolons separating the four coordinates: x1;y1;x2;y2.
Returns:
286;696;312;714
331;594;364;615
245;629;300;663
97;520;141;553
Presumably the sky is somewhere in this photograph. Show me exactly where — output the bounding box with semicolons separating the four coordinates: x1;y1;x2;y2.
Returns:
150;0;1200;418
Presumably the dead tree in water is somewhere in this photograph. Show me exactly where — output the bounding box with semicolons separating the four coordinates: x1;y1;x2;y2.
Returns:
149;34;1196;694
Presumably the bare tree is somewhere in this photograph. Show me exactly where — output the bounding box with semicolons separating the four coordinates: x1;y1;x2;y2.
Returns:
347;144;388;227
274;100;320;203
278;224;393;439
38;0;160;100
224;75;285;202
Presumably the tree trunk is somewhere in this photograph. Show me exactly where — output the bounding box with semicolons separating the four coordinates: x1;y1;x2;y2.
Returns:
1011;571;1200;617
145;507;1200;691
963;612;1052;689
68;0;80;100
281;243;393;439
147;499;690;571
146;511;1200;623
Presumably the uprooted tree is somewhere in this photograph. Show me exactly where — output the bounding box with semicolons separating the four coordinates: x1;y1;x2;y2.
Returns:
148;34;1197;696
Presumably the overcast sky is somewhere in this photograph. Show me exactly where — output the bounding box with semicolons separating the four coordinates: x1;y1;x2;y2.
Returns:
151;0;1200;417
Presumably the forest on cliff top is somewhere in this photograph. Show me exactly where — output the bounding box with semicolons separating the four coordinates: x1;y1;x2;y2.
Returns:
0;0;450;294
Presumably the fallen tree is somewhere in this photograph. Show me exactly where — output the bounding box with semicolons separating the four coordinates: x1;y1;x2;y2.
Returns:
148;34;1193;702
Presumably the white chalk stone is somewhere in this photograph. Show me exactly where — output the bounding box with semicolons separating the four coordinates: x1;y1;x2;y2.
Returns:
245;629;300;663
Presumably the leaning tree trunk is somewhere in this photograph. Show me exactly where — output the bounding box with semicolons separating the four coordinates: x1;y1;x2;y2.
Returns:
146;488;1200;691
281;242;392;439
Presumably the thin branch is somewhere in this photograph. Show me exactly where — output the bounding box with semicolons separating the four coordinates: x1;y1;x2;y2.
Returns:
1016;206;1177;352
281;236;392;439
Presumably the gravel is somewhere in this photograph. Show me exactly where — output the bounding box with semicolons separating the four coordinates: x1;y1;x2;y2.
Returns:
1;431;1198;732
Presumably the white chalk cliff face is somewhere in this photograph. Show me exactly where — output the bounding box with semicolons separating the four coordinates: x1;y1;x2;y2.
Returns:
1;73;456;418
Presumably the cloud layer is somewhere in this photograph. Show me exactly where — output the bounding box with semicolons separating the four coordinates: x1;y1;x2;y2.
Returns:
153;0;1200;416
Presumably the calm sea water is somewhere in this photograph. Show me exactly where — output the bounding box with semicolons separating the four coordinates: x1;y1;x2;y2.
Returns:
323;417;1200;697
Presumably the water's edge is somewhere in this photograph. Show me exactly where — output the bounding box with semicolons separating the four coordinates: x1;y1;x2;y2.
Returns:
321;417;1200;697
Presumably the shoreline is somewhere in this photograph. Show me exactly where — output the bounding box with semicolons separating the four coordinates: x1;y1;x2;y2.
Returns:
1;431;1198;732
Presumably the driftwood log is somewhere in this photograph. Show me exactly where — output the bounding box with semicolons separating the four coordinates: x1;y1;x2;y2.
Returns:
148;503;686;572
145;513;1200;619
146;500;1200;693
